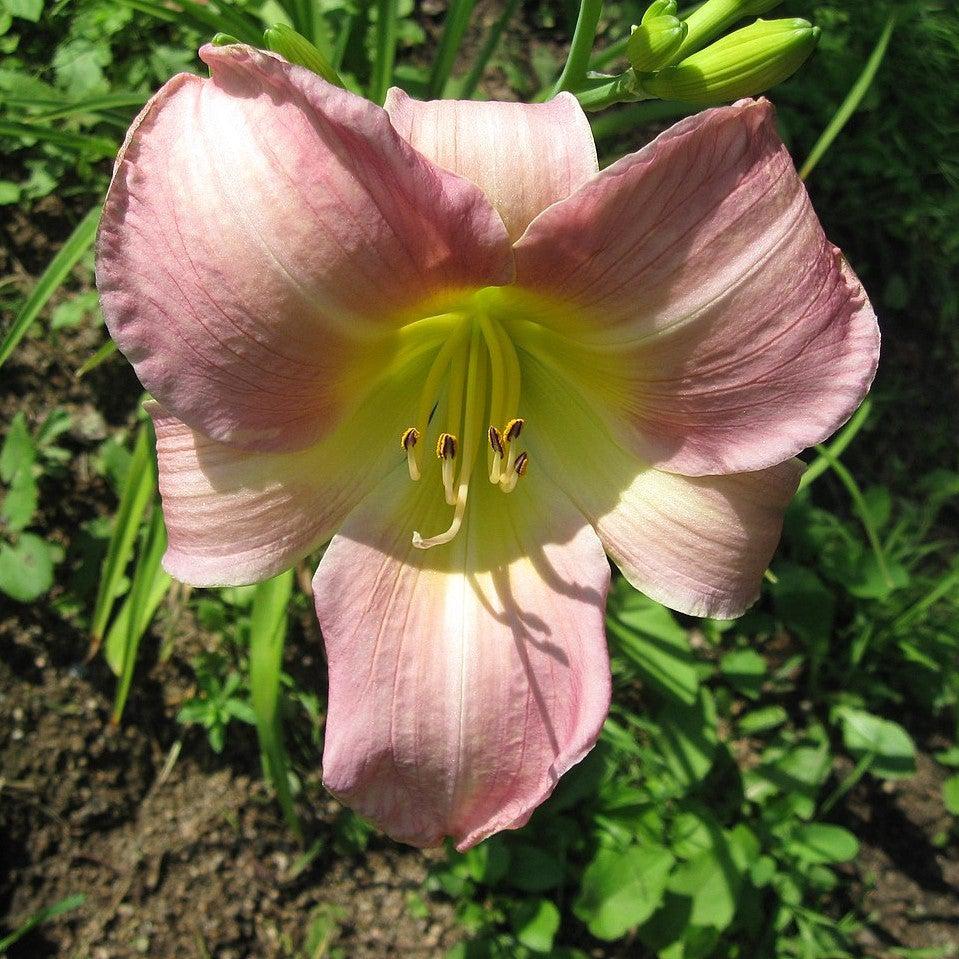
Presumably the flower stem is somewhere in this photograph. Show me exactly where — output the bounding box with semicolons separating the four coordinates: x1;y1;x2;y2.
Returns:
574;70;652;111
550;0;605;98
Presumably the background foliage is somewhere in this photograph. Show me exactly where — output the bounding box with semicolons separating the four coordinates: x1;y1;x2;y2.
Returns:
1;0;957;956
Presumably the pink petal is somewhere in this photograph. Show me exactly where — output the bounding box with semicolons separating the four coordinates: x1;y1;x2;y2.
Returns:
147;341;434;585
313;467;611;849
97;44;512;453
384;89;597;243
522;360;801;619
513;99;879;476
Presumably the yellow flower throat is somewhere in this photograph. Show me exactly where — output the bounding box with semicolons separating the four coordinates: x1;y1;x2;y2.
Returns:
400;289;529;550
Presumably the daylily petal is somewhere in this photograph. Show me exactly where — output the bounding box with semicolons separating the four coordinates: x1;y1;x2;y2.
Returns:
384;89;598;243
513;98;879;476
313;463;611;849
148;345;436;586
523;358;801;618
97;43;513;453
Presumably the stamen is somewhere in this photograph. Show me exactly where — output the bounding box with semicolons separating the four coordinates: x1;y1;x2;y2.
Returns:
488;425;505;456
504;418;524;442
488;425;505;484
436;432;458;505
401;427;420;481
500;451;528;494
409;320;470;476
413;324;488;550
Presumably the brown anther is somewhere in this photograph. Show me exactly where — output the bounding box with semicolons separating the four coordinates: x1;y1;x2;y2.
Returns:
435;432;458;459
503;418;524;442
514;451;529;476
401;427;419;451
488;425;505;456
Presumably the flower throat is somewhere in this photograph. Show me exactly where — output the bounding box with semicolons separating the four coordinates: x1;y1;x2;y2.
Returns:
400;292;528;550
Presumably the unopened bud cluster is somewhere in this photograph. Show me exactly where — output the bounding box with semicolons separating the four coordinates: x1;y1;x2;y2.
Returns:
626;0;818;106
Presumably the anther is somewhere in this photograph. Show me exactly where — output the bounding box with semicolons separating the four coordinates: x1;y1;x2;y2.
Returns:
488;425;504;456
501;451;529;493
436;432;457;459
503;418;524;442
402;427;420;481
436;432;458;505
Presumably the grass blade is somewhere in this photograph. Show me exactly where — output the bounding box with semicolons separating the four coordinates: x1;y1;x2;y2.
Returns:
426;0;478;98
800;14;896;180
110;505;171;723
0;205;101;369
456;0;522;99
0;91;149;122
89;421;157;648
369;0;398;104
249;569;301;839
76;339;118;379
0;894;85;952
113;0;263;44
0;119;117;155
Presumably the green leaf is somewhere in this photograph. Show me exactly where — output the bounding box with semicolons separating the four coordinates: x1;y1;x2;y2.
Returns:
654;689;718;788
942;775;959;816
2;467;38;531
788;823;859;864
737;705;788;736
0;206;101;369
607;579;698;705
719;648;766;700
573;844;674;940
0;893;85;952
90;423;156;642
504;844;565;893
838;707;916;779
666;828;750;932
771;563;835;645
1;0;43;22
0;533;55;601
0;410;36;482
510;898;560;953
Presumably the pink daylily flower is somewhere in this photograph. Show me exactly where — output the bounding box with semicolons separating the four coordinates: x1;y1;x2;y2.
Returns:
95;43;879;849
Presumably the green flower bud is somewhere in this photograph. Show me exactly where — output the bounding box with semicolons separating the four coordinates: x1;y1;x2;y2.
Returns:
670;0;784;62
263;24;344;88
627;15;688;73
643;18;819;105
641;0;678;24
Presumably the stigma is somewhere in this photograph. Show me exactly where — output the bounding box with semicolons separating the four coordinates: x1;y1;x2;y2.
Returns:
399;301;529;550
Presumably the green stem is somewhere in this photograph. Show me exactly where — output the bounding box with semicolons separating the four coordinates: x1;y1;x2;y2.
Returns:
550;0;605;97
589;97;691;139
798;396;872;491
457;0;521;98
819;751;874;815
332;11;354;70
590;33;629;70
369;0;398;104
814;442;894;589
800;13;896;181
427;0;479;98
574;70;650;111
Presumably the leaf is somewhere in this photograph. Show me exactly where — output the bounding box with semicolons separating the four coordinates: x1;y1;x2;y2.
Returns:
573;844;674;940
737;705;788;736
0;410;36;481
0;893;85;952
0;206;101;369
607;580;698;705
0;533;55;601
771;563;835;645
838;707;916;779
943;776;959;816
90;423;156;642
1;0;43;22
510;898;560;953
504;844;565;893
666;828;751;932
1;467;39;531
788;823;859;864
654;689;718;788
719;648;766;700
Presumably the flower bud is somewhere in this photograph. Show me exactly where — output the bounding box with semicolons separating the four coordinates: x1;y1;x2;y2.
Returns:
670;0;784;62
627;15;688;73
263;24;344;88
642;18;819;105
641;0;678;24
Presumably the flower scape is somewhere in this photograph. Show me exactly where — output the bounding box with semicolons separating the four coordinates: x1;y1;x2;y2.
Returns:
95;42;879;849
